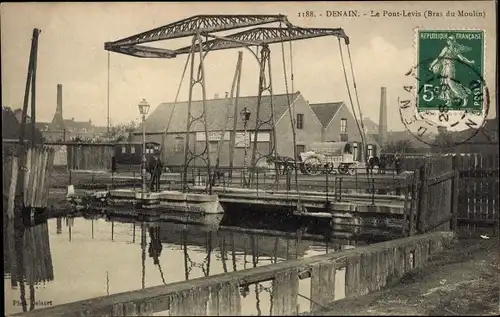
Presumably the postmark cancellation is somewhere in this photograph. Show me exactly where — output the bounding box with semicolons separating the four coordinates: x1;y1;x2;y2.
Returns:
399;29;490;146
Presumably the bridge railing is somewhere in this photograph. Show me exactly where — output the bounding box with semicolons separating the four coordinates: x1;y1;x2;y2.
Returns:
49;165;414;200
168;165;415;198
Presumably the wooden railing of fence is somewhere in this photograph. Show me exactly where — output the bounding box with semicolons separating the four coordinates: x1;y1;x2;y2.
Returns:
456;153;499;226
3;144;55;218
407;153;499;236
12;231;455;317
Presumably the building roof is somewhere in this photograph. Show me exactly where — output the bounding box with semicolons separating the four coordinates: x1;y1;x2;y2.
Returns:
452;118;498;144
362;117;379;133
2;107;43;142
35;122;52;130
63;119;93;131
309;102;343;128
142;92;301;133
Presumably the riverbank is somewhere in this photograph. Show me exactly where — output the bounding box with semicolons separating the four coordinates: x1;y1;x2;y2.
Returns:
307;235;499;316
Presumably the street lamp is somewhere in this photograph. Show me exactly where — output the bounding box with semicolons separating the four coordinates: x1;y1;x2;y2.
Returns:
138;99;150;195
240;107;251;184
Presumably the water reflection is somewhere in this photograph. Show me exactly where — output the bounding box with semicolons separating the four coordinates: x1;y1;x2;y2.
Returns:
4;215;358;315
3;217;54;313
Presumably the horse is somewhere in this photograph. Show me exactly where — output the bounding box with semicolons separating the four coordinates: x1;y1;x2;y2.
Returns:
146;155;163;192
209;168;226;187
266;155;296;175
366;155;389;175
366;154;404;175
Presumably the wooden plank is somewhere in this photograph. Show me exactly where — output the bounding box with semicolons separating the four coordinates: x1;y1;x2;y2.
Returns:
23;148;32;206
29;147;40;207
3;155;13;198
450;156;459;231
427;170;454;186
7;156;19;219
42;149;55;208
416;164;428;232
39;147;50;207
35;147;47;207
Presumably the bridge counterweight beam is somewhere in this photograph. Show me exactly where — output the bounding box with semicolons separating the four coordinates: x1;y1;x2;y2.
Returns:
182;34;212;193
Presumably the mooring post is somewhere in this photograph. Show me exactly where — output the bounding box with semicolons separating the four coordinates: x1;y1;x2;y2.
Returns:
450;155;459;232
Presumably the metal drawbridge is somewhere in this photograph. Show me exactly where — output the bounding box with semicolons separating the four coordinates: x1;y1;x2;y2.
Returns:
104;14;367;211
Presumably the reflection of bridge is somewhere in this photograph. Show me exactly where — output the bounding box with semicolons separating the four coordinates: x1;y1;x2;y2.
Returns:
157;222;312;259
65;214;318;285
3;219;54;313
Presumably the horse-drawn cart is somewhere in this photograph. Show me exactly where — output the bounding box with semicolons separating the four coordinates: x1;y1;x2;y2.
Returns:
299;141;358;176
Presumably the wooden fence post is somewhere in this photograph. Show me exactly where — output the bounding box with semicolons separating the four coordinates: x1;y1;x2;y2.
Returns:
450;155;459;232
416;162;428;233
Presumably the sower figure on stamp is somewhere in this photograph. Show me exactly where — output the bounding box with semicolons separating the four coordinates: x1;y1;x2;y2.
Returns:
429;35;475;108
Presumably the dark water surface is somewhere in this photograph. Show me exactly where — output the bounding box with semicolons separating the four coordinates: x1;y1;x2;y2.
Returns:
4;214;357;315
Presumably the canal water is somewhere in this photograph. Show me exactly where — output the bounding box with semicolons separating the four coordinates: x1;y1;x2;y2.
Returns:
4;215;359;316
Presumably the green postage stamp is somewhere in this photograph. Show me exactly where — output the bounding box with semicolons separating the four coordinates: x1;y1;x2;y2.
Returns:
417;30;484;113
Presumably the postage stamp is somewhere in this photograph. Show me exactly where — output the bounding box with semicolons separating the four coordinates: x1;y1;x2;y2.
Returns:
417;30;485;113
399;28;490;147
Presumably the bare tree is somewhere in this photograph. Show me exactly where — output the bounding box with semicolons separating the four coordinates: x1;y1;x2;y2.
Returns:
102;121;138;142
382;140;415;154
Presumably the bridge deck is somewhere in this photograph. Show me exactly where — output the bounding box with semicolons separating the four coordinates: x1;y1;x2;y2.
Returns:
191;186;407;215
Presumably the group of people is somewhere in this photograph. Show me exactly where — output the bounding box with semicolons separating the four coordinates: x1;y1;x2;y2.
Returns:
366;153;403;175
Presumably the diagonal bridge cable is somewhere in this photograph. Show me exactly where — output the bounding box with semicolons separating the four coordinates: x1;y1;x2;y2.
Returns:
337;38;373;192
148;50;192;189
279;22;301;207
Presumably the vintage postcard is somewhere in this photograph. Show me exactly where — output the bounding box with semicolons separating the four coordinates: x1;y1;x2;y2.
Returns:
2;1;498;317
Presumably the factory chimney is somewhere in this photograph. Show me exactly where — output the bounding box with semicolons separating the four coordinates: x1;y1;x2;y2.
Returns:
378;87;388;147
51;84;65;129
56;84;63;118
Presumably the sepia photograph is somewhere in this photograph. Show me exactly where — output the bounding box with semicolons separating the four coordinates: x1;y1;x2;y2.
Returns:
1;1;498;316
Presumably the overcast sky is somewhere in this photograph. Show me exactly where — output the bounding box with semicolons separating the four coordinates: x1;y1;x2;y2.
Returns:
1;1;496;131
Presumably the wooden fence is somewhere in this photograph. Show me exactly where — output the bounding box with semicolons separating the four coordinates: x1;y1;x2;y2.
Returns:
456;154;499;226
405;153;498;236
65;144;114;171
2;144;55;218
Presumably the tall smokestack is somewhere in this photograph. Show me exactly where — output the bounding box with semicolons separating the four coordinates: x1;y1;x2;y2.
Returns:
378;87;388;147
56;84;63;118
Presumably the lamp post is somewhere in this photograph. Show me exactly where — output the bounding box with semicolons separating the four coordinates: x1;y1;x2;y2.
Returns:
138;99;150;195
240;107;251;185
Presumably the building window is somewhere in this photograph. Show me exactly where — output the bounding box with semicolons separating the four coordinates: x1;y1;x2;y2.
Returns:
353;142;358;160
296;114;304;130
130;146;136;154
82;128;87;132
121;146;126;153
340;118;347;133
175;136;184;153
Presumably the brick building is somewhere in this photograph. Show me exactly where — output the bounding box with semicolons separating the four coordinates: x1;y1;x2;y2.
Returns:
132;92;373;166
35;84;107;141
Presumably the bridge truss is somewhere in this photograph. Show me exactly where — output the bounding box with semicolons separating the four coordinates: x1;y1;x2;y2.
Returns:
104;14;358;195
